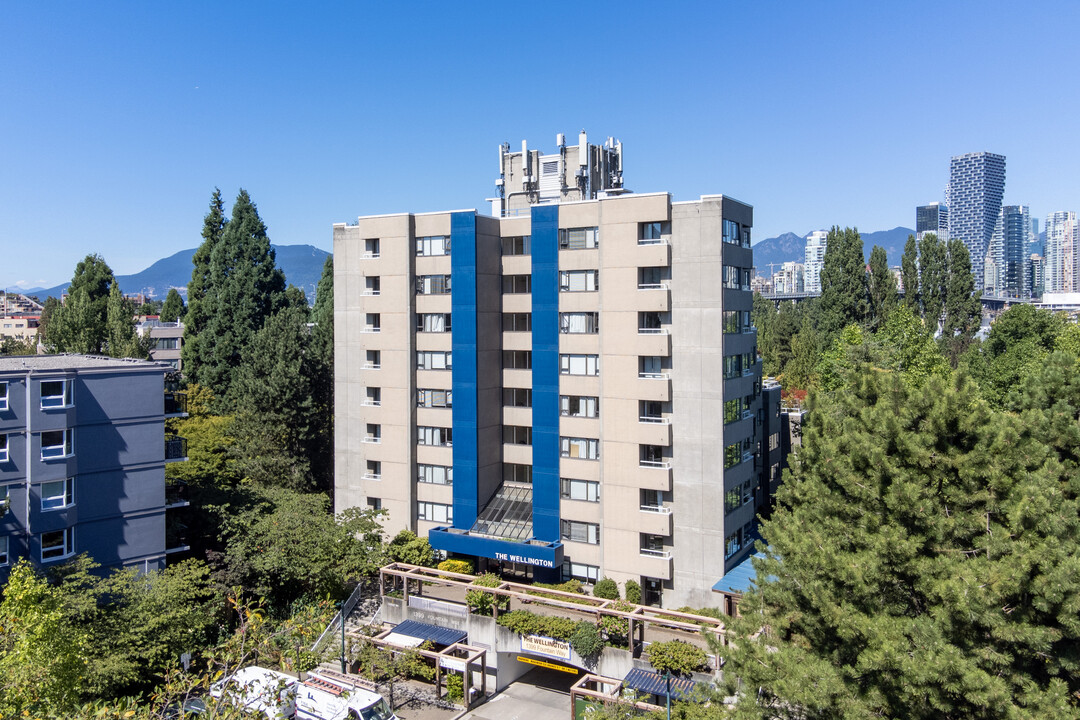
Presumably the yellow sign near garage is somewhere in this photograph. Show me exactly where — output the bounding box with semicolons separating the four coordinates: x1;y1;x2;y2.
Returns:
516;655;578;674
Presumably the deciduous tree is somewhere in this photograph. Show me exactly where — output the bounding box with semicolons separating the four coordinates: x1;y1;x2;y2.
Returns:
866;244;896;330
900;234;919;309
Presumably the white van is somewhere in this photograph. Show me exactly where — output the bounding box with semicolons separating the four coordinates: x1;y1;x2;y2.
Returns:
295;672;396;720
209;666;299;719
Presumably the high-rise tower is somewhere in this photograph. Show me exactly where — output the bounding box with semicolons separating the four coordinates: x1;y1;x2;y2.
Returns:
1045;211;1079;293
945;152;1006;291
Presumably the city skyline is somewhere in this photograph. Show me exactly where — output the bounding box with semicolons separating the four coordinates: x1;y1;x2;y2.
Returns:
2;1;1079;289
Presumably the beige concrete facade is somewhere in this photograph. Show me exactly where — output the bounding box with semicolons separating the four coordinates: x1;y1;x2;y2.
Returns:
335;191;765;608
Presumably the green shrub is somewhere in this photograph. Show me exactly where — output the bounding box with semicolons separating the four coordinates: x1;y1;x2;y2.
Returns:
674;605;724;620
496;610;579;641
599;601;634;646
593;577;620;600
446;672;464;702
526;579;593;605
437;558;475;575
624;580;642;604
645;640;709;676
569;621;604;658
386;529;435;566
465;572;508;616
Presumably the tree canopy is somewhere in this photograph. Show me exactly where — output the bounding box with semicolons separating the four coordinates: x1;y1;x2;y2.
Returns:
160;288;186;323
818;226;868;335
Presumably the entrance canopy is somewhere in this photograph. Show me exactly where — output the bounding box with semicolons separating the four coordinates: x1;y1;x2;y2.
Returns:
622;668;698;700
383;619;467;648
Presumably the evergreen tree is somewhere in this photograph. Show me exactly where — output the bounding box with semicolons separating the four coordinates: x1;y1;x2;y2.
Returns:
940;238;982;364
866;244;896;330
182;189;227;381
104;283;148;359
818;226;868;335
230;303;325;491
900;234;919;309
160;288;185;323
727;366;1080;719
195;189;286;402
309;257;335;492
41;254;117;353
762;300;800;376
310;255;334;372
917;233;946;331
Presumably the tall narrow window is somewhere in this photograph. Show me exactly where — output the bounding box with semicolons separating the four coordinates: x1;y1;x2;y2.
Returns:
0;434;7;463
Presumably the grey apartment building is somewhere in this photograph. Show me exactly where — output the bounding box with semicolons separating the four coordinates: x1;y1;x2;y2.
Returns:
0;355;187;579
334;134;780;607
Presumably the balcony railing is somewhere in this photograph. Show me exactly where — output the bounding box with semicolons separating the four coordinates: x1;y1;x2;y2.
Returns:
362;472;382;481
363;362;381;370
639;504;672;514
639;416;670;424
638;371;670;380
637;282;670;290
362;436;381;444
639;459;671;469
361;400;382;407
164;435;188;461
638;327;669;335
164;391;187;416
639;547;672;559
165;482;189;508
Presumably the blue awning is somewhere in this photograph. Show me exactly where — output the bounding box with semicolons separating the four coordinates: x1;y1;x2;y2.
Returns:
390;620;467;647
622;668;697;700
711;552;766;595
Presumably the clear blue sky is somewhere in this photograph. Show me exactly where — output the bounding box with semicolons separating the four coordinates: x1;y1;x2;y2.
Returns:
2;1;1078;290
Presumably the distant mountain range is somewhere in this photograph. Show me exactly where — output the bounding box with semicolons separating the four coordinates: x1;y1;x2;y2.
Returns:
23;245;331;304
752;227;916;276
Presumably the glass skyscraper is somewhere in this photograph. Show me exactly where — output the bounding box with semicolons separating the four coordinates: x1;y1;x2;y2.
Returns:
945;152;1006;291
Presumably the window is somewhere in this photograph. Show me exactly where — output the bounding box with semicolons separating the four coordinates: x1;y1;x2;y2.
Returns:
769;432;780;451
417;389;452;408
40;379;72;409
0;485;9;514
367;497;382;511
364;424;381;443
365;276;382;295
416;275;451;294
724;442;742;469
724;398;742;424
639;221;671;243
502;275;531;294
365;387;381;406
154;337;179;350
725;522;756;559
503;426;532;445
417;351;452;370
559;270;598;292
0;382;7;411
502;236;531;255
0;434;7;463
416;235;451;256
563;560;599;583
639;311;668;333
561;437;599;460
417;313;451;333
364;238;380;257
640;444;667;466
502;388;532;408
560;312;599;334
558;227;598;250
41;478;74;511
366;350;381;369
0;535;7;566
723;265;753;290
417;464;453;485
640;400;664;422
638;266;668;288
417;502;453;524
561;519;599;544
41;429;72;459
418;426;452;447
503;351;532;370
723;219;750;248
561;478;599;502
722;311;752;334
725;480;755;515
365;313;381;332
641;489;665;509
365;460;381;479
560;396;598;418
560;354;599;376
40;527;74;561
503;313;532;332
504;464;533;484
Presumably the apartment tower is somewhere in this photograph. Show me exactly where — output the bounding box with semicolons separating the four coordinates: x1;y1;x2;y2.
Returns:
803;230;827;293
1044;211;1079;294
945;152;1006;290
334;133;779;608
916;202;949;242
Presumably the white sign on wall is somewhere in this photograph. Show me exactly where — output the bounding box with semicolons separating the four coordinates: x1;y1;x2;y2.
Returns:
521;634;571;660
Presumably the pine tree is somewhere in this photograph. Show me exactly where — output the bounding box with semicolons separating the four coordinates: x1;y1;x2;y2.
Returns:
195;189;286;402
181;189;227;381
818;226;868;335
726;366;1080;719
866;244;896;331
940;238;982;364
900;234;919;309
160;288;185;323
917;233;947;331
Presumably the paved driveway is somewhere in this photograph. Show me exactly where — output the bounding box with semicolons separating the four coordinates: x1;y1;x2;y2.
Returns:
458;667;577;720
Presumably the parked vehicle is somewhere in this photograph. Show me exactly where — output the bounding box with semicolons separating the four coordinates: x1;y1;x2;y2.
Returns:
209;666;299;719
295;673;395;720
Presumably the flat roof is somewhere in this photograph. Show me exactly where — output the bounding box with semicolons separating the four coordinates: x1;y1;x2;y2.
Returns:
712;552;766;595
0;354;167;373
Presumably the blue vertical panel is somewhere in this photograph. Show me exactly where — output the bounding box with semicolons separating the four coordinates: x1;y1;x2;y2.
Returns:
450;212;479;529
530;205;560;541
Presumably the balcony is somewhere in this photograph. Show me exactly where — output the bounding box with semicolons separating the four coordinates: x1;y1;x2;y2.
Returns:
634;331;671;356
165;482;190;509
637;461;673;491
362;436;382;445
166;517;190;554
164;435;188;462
362;472;382;481
638;505;673;536
164;391;188;417
636;549;673;580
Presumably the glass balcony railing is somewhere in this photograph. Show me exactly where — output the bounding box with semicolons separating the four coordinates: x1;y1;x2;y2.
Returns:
164;391;187;416
165;435;188;461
